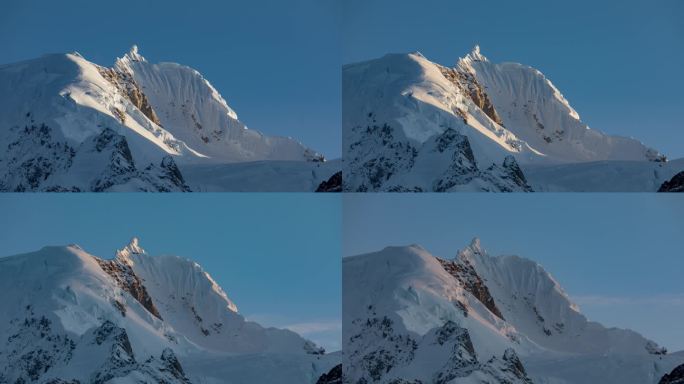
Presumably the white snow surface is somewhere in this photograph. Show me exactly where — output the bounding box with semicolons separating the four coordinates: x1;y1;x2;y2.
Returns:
343;240;683;383
0;238;337;383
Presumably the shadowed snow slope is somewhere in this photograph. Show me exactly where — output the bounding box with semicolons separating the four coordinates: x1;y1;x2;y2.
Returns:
0;46;334;191
0;238;338;383
343;240;682;383
343;47;681;192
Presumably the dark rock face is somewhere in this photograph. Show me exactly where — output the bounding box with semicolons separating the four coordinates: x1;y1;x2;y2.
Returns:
85;128;139;192
1;309;76;382
660;364;684;384
94;257;163;320
346;311;535;384
437;65;503;126
658;171;684;192
316;171;342;192
437;257;504;320
316;364;342;384
145;155;191;192
345;118;419;192
0;312;193;383
498;348;532;382
0;121;191;191
97;65;162;126
0;123;76;191
155;348;191;382
83;129;191;192
500;156;530;190
346;311;419;382
345;115;532;192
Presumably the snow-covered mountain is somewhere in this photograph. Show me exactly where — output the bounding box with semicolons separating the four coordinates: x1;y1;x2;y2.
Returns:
342;46;683;192
0;238;339;383
0;46;337;191
343;239;683;383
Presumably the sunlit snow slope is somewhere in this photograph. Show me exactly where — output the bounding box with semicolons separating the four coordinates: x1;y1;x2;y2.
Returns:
343;239;682;383
0;238;338;383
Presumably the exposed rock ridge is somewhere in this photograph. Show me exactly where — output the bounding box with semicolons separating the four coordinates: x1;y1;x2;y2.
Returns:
94;240;162;320
96;64;162;127
658;171;684;192
316;171;342;192
344;114;532;192
660;364;684;384
345;304;533;383
436;256;504;320
437;63;503;126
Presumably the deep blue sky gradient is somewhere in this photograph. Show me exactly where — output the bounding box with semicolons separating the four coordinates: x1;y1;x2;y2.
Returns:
342;0;684;158
0;193;342;351
0;0;342;158
343;193;684;351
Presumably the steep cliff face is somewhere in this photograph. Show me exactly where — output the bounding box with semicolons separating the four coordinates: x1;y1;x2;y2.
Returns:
660;364;684;384
658;171;684;192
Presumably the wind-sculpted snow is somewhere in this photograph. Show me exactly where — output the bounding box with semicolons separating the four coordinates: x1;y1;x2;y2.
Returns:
0;46;333;191
343;240;682;383
343;46;682;191
0;238;338;383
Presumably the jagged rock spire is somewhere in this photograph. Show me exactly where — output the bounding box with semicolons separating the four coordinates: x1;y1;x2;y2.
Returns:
456;237;485;262
116;237;146;262
126;45;145;62
468;45;487;62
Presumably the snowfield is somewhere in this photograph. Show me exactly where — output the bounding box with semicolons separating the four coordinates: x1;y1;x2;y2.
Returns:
0;238;339;383
343;239;682;383
0;46;338;191
342;46;682;192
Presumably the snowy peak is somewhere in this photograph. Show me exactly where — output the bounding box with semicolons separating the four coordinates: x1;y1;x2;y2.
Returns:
116;236;146;262
126;44;146;62
461;44;488;65
457;237;485;261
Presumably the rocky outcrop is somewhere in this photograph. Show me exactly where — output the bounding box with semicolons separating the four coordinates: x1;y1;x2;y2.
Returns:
437;257;504;320
0;122;76;191
316;364;342;384
346;311;534;384
0;308;76;382
0;309;192;384
95;254;163;320
438;64;503;126
345;114;532;192
660;364;684;384
658;171;684;192
97;65;162;126
0;121;190;191
316;171;342;192
344;117;419;191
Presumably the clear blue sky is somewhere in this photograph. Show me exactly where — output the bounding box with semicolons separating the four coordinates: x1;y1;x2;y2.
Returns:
0;194;341;351
343;194;684;351
342;0;684;158
0;0;341;158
